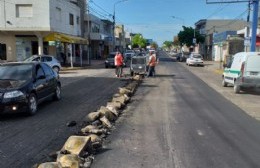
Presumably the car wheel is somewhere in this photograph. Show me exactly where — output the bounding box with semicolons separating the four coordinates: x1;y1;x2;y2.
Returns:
53;66;60;73
222;78;227;87
53;85;61;100
28;93;37;115
234;84;240;94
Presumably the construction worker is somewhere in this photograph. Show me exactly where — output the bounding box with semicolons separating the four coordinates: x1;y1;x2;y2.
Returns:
114;51;124;77
147;51;157;77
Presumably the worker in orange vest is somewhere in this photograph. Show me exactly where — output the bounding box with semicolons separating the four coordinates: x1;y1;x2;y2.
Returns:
114;51;124;77
147;51;157;77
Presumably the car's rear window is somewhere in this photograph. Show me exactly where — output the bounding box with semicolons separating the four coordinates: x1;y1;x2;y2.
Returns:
193;55;202;58
108;54;115;58
0;64;33;80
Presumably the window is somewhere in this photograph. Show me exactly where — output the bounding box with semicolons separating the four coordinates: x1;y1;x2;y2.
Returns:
41;56;52;62
41;63;53;76
91;23;100;33
36;65;45;78
69;13;74;25
16;4;33;18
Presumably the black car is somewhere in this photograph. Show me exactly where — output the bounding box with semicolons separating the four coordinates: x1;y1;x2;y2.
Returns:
105;52;126;68
0;62;61;115
105;52;116;68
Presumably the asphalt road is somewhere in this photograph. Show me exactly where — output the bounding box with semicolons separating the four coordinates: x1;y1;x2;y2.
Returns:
91;52;260;168
0;65;128;168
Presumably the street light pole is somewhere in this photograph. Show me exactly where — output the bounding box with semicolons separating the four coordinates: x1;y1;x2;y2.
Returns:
113;0;128;51
171;16;185;26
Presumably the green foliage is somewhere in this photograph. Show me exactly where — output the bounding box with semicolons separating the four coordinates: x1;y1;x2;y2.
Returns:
163;41;173;48
150;42;158;49
132;34;146;48
178;26;205;47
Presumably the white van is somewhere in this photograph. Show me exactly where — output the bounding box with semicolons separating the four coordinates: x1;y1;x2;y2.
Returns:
222;52;260;93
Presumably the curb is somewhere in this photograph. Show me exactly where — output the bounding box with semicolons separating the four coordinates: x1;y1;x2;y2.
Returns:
35;75;144;168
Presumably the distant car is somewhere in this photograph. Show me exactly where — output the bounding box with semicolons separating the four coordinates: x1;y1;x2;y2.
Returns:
105;52;127;68
176;52;189;62
0;62;61;115
186;53;204;66
24;55;61;73
124;50;135;60
105;52;116;68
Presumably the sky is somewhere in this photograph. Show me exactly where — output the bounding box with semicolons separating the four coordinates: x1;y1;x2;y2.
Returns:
90;0;249;46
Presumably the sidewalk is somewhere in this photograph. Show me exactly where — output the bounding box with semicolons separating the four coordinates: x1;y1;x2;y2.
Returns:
60;59;104;71
182;60;260;121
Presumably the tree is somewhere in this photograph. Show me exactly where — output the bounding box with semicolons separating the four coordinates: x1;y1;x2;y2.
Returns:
163;41;173;49
132;34;146;48
150;42;158;49
178;26;205;47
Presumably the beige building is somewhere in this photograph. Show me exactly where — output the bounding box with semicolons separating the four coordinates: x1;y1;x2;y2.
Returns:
0;0;87;63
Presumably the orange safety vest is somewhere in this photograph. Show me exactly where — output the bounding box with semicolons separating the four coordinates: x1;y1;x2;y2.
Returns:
149;55;157;67
115;54;123;66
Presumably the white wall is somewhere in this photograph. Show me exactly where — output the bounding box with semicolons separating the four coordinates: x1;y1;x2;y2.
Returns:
0;0;50;30
0;0;81;35
50;0;81;36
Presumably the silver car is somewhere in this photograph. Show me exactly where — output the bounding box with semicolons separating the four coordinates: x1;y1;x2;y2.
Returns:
24;55;62;73
186;53;204;66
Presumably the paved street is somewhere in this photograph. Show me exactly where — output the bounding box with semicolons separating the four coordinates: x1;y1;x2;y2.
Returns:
91;51;260;168
183;60;260;121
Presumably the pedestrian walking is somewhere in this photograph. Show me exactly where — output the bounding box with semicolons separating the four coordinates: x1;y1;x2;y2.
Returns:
114;51;124;77
147;51;157;77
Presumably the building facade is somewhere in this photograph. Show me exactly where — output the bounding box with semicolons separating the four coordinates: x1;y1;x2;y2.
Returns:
195;19;247;60
0;0;86;63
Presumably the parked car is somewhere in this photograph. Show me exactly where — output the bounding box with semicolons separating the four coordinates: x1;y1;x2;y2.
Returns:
222;52;260;93
24;55;61;73
124;50;135;60
105;52;116;68
0;62;61;115
176;52;189;62
105;52;127;68
186;53;204;66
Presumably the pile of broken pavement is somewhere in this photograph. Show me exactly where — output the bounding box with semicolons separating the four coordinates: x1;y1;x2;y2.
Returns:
36;75;143;168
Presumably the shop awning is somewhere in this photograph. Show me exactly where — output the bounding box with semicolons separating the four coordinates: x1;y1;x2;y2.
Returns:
44;33;88;44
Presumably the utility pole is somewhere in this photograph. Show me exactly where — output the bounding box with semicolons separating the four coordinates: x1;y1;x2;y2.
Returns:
87;0;91;65
113;0;128;51
206;0;259;52
245;1;251;52
250;0;259;51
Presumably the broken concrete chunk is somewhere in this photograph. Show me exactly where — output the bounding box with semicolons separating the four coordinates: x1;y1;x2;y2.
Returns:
99;116;112;129
61;136;91;156
88;134;102;143
107;102;122;110
87;112;100;122
57;154;80;168
81;125;105;135
119;87;132;96
106;104;119;117
98;106;117;121
37;162;62;168
133;74;142;81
